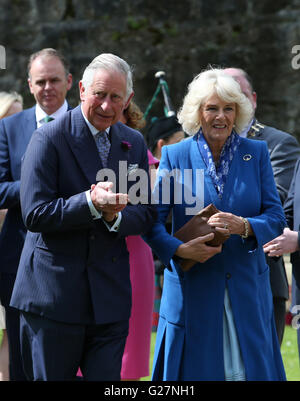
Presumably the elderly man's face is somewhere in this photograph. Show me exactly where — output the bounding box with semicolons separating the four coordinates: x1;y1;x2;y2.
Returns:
80;68;133;131
224;68;257;111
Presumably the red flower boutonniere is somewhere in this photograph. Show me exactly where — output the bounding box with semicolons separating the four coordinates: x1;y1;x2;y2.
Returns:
121;141;132;151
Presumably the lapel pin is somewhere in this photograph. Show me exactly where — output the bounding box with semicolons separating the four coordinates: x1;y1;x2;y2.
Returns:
243;154;252;161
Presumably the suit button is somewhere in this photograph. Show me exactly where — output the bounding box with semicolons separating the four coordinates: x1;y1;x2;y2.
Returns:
226;273;231;279
90;234;95;240
112;256;117;262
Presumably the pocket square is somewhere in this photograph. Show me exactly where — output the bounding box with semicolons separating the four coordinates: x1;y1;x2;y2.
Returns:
127;163;139;175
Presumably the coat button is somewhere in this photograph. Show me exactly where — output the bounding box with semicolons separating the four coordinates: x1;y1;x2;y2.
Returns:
90;234;95;240
226;273;231;279
112;256;117;262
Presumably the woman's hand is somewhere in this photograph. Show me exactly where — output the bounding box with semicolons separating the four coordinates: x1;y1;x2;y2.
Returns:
207;212;251;236
175;233;222;263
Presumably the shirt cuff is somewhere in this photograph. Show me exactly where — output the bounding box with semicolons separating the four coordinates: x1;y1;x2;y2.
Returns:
102;212;122;232
85;190;102;220
85;190;121;232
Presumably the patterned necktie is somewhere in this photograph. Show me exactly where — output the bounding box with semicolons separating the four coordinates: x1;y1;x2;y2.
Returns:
43;116;54;123
95;131;111;168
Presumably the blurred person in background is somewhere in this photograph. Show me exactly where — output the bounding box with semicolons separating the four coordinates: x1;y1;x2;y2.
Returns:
147;115;185;160
0;91;23;381
0;48;72;380
224;67;300;345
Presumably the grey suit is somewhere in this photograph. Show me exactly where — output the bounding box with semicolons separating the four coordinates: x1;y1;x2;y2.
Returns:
284;158;300;358
247;119;300;344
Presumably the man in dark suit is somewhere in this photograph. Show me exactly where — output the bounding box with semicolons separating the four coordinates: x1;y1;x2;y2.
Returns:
10;53;157;381
264;158;300;353
225;67;300;345
0;48;72;380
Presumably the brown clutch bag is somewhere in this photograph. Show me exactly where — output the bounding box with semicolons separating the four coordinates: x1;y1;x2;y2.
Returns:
173;203;229;271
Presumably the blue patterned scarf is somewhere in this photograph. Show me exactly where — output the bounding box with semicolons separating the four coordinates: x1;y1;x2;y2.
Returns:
197;129;241;198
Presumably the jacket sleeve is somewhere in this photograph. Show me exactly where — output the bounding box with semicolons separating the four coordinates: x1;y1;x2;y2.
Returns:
247;141;287;245
0;119;20;209
270;133;300;204
20;129;95;233
143;145;183;266
283;157;300;229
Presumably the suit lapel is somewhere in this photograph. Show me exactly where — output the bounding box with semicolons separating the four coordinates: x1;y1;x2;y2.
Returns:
107;123;130;171
23;106;37;145
107;123;132;192
66;106;102;185
65;109;133;186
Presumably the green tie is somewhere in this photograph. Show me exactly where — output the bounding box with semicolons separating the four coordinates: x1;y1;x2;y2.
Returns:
43;116;54;123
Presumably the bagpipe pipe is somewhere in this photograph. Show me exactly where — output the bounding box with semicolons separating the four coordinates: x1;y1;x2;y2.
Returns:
144;71;176;120
143;71;186;152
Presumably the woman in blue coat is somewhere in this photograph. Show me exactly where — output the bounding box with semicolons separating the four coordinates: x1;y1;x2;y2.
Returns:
144;68;286;381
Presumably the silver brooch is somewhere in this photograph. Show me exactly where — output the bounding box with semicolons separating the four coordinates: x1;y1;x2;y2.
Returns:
243;154;252;161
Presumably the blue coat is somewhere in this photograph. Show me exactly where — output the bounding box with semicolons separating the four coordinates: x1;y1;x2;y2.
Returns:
10;106;157;325
145;134;286;381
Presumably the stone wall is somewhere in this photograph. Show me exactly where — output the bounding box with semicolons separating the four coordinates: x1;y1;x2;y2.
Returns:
1;0;300;139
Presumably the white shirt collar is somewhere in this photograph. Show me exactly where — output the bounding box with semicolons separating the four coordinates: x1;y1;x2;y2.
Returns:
80;105;110;137
36;100;68;128
240;118;255;138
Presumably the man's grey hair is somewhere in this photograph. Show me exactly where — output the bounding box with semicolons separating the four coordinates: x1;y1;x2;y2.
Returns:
81;53;133;100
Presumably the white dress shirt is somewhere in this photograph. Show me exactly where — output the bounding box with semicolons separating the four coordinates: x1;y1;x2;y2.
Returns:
239;118;254;138
81;106;121;232
36;100;68;128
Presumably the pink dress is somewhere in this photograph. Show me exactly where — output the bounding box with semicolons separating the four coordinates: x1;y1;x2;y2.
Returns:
121;150;158;379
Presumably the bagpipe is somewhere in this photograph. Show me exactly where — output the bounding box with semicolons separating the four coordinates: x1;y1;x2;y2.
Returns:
144;71;175;120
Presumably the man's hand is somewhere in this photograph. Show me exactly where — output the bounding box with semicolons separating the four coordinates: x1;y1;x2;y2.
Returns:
90;182;128;222
263;227;299;257
175;233;222;263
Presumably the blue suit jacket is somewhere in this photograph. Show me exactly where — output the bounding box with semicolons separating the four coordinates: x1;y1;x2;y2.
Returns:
0;106;36;274
10;106;156;325
144;135;286;380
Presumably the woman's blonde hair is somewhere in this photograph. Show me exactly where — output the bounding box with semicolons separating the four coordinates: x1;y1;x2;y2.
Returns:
0;91;23;119
177;68;253;135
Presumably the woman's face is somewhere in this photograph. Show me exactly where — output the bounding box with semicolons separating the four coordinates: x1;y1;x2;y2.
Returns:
199;93;236;148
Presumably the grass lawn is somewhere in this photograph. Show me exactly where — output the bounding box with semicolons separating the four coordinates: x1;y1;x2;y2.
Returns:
281;325;300;381
142;325;300;381
0;324;299;381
